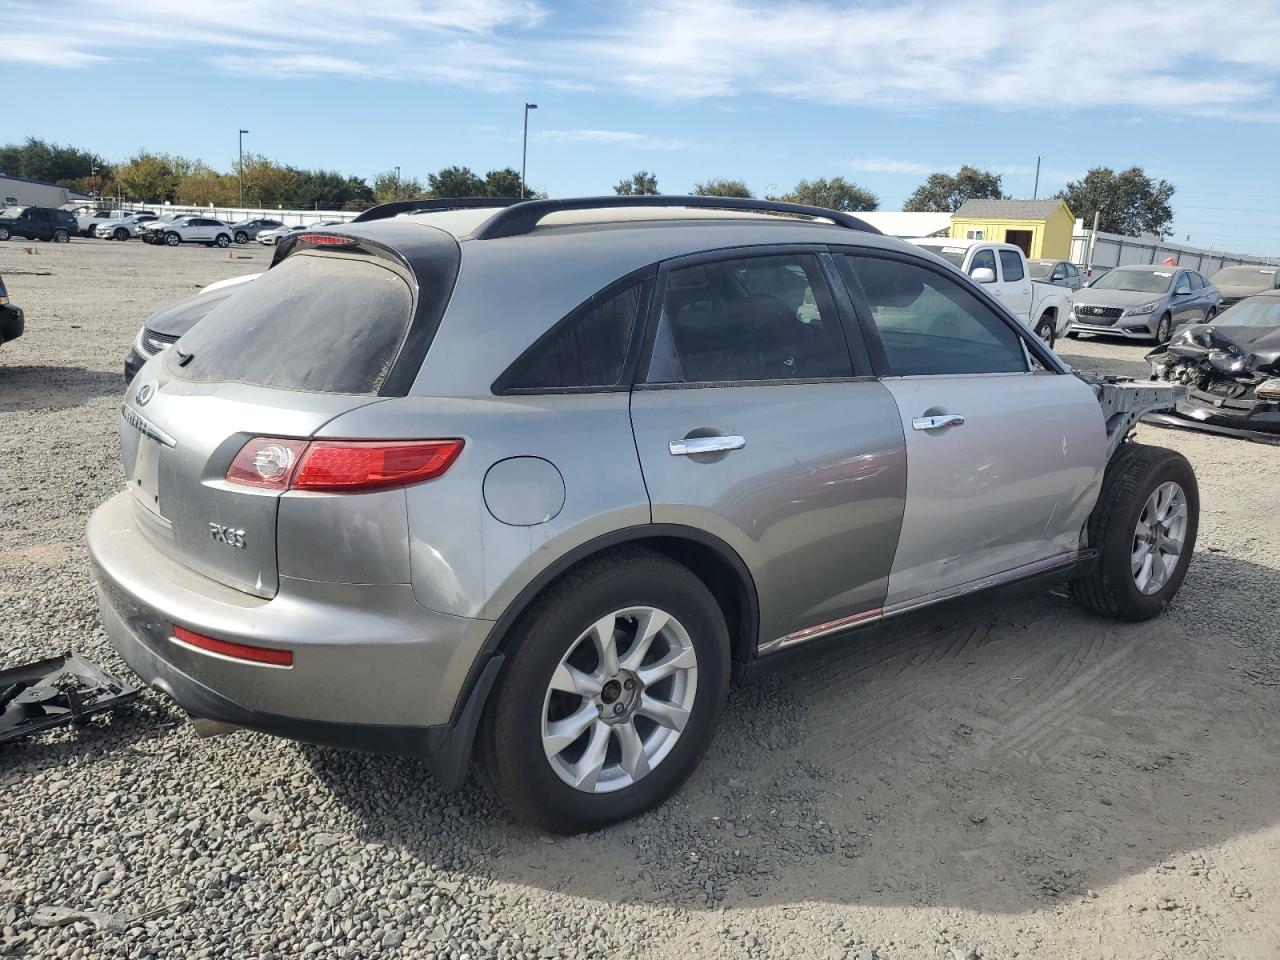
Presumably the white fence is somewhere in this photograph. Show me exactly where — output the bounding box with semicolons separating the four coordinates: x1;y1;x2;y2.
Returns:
1070;229;1278;274
111;201;360;226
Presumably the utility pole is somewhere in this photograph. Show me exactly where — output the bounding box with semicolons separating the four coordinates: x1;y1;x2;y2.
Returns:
238;129;249;206
395;166;401;200
90;162;98;202
1086;209;1100;276
1033;156;1041;200
521;102;538;198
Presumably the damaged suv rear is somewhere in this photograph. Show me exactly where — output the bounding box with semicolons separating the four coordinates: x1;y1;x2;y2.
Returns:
1146;290;1280;440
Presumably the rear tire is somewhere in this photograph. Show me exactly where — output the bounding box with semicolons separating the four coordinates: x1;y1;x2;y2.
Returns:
234;231;249;244
477;547;731;833
1034;312;1057;348
1071;442;1198;622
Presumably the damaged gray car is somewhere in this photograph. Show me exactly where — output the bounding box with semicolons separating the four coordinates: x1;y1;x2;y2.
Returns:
1146;290;1280;441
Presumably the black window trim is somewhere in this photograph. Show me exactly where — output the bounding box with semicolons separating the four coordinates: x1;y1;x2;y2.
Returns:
633;243;870;391
491;265;657;396
826;244;1070;377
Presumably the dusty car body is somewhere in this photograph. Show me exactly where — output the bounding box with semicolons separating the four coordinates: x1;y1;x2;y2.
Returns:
123;273;260;382
1208;265;1280;313
1146;291;1280;440
1069;265;1220;343
88;196;1198;833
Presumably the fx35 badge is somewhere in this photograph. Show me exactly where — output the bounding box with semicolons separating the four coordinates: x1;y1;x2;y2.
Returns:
209;523;247;549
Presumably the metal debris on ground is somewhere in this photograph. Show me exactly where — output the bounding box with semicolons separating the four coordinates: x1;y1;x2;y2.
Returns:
0;651;138;744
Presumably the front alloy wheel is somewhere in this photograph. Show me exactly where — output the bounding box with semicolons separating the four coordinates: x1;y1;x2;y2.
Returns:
1132;481;1188;595
1156;313;1172;343
215;234;231;248
542;607;698;794
164;232;181;246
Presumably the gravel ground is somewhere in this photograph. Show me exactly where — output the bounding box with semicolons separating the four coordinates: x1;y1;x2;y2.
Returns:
1;239;1277;960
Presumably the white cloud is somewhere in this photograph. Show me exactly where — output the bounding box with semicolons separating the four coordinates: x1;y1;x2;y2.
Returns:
4;0;1280;120
847;158;937;176
533;129;688;151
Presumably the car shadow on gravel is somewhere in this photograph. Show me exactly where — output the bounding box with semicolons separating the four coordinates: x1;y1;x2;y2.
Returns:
0;365;121;413
304;560;1280;916
1058;338;1154;379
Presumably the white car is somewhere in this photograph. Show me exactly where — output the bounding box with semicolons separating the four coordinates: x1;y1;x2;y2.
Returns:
154;217;235;248
908;238;1074;347
94;212;158;241
75;208;132;237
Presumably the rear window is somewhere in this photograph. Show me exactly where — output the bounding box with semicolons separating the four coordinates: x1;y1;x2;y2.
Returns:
170;251;414;395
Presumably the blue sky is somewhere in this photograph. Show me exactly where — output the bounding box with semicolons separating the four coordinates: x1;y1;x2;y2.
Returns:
3;0;1280;254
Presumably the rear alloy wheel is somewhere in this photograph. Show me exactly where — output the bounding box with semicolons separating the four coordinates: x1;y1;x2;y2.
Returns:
1034;313;1057;348
215;234;231;248
1071;442;1198;621
1156;313;1173;343
234;231;249;244
113;227;129;241
164;231;181;246
52;229;69;243
478;547;730;832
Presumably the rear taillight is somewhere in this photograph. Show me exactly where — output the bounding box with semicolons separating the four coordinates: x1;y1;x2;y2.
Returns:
225;438;463;492
298;234;353;246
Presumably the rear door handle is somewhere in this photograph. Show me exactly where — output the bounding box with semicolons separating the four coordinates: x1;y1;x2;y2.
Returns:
912;414;965;431
669;435;746;456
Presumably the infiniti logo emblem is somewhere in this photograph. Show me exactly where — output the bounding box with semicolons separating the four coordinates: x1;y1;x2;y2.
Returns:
135;382;156;406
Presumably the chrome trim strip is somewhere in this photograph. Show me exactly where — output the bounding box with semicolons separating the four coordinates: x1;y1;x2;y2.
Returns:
757;551;1080;656
757;606;882;655
120;404;177;448
880;551;1080;619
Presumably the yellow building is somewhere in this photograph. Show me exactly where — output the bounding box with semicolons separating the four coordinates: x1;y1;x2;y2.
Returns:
950;199;1075;259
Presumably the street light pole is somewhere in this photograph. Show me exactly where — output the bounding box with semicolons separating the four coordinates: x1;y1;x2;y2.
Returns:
395;166;401;201
521;102;538;198
238;129;249;207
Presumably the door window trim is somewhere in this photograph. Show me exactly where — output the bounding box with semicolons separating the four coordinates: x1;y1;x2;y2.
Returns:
826;245;1069;378
634;244;874;391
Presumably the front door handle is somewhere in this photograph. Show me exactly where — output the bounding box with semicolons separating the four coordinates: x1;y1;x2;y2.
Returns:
912;414;965;431
669;435;746;456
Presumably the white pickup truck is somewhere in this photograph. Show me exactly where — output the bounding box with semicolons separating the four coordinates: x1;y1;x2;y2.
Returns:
909;238;1074;347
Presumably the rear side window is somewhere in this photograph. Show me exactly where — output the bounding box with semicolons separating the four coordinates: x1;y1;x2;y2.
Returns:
497;281;645;391
845;256;1028;377
171;251;413;395
646;254;853;384
999;250;1025;281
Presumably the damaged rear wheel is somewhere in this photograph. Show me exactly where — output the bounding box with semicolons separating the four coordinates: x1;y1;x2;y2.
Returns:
1071;442;1198;621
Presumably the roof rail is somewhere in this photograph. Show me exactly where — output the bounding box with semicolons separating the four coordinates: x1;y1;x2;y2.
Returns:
471;195;883;240
351;197;523;224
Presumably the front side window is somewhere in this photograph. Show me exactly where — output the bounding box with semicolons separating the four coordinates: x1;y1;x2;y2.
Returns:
969;248;996;277
498;282;645;391
646;254;853;384
845;256;1029;377
999;250;1025;282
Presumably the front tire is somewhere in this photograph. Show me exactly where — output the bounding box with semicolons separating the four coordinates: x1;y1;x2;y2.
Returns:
164;232;181;246
0;227;9;241
1071;442;1198;622
1155;313;1173;343
478;547;731;833
215;234;230;248
113;227;129;241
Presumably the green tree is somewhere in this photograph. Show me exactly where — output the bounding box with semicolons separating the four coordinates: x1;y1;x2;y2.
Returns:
288;170;374;209
173;161;237;206
427;166;485;198
1058;166;1175;238
114;152;180;202
483;167;524;197
239;153;298;208
614;171;659;195
373;170;426;203
783;176;879;211
904;165;1006;213
692;178;754;198
0;137;105;184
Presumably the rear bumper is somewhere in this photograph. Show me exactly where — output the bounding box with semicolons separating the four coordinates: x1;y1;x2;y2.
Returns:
0;305;23;344
87;491;499;781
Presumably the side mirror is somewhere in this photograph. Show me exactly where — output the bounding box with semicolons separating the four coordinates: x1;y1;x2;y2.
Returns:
970;267;996;284
1174;284;1191;296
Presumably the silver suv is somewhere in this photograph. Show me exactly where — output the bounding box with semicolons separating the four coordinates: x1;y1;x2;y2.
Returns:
89;197;1199;832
